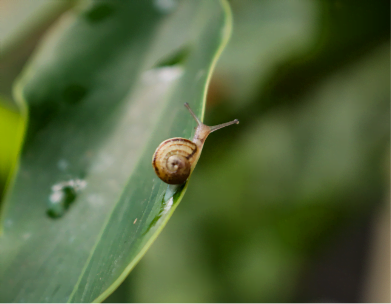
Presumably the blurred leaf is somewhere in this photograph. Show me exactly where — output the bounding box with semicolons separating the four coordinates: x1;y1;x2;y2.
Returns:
0;0;73;108
245;0;390;116
0;99;25;199
213;0;319;110
0;0;71;53
0;0;231;302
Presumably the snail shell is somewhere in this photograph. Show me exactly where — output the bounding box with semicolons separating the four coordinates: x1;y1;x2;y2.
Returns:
152;138;197;185
152;103;239;185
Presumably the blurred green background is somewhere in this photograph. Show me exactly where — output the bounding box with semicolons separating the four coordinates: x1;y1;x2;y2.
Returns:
1;0;390;302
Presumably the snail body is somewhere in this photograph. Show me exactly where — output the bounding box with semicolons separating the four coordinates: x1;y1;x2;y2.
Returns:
152;103;239;185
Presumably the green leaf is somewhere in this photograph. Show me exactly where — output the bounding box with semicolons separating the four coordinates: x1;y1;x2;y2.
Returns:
0;0;71;53
0;0;72;108
0;0;232;302
216;0;319;110
0;100;25;199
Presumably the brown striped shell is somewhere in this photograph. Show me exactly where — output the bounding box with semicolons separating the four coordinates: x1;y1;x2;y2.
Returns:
152;137;198;185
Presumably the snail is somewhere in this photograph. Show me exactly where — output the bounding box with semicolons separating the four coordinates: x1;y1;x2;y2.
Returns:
152;103;239;185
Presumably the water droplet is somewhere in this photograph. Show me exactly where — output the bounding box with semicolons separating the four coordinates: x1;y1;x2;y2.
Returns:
154;0;178;14
47;179;87;218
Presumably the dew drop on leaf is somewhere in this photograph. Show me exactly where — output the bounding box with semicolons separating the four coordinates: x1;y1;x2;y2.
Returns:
47;178;87;218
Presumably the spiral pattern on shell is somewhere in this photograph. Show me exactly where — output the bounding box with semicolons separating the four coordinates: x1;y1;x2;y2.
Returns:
152;137;198;184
